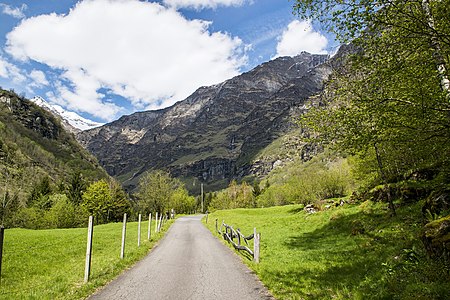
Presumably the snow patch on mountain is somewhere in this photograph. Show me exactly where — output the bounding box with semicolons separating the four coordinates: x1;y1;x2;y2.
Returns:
31;96;104;131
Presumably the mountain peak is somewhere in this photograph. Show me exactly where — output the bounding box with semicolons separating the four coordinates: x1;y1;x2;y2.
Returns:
78;52;332;192
31;96;104;132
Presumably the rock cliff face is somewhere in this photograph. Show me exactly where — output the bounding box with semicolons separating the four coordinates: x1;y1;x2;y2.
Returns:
77;52;332;192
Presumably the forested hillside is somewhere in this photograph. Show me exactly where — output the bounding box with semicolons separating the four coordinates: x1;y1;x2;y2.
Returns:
0;89;109;228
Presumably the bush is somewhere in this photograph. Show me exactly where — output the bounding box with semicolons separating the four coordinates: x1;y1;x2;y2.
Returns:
47;194;86;228
209;180;255;211
256;156;354;208
12;207;49;229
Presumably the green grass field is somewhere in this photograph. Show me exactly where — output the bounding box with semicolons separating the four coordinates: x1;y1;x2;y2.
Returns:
0;218;173;299
204;201;450;299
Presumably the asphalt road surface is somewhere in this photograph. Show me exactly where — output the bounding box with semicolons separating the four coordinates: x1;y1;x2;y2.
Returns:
89;215;273;300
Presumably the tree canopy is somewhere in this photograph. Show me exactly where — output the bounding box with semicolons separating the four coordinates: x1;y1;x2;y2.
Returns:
296;0;450;185
137;170;195;214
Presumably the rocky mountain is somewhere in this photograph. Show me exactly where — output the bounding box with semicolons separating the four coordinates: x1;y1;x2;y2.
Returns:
0;89;108;203
77;52;332;192
31;96;103;133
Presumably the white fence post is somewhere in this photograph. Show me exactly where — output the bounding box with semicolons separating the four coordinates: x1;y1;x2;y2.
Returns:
158;214;163;232
253;227;260;263
84;216;94;283
148;213;152;240
155;212;159;233
120;213;127;259
138;214;142;247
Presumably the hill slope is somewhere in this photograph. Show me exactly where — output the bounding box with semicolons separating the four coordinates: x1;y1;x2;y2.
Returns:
0;89;108;206
205;202;450;299
78;52;331;192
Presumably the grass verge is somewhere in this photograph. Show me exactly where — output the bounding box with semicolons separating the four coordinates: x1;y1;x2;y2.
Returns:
204;201;450;299
0;219;173;299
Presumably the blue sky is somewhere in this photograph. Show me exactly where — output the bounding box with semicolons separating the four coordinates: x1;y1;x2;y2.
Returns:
0;0;337;123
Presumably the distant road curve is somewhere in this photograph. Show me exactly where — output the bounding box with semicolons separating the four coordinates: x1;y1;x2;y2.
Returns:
89;215;274;300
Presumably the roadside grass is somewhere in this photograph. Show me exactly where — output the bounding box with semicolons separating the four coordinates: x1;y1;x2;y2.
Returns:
0;219;173;299
204;201;450;299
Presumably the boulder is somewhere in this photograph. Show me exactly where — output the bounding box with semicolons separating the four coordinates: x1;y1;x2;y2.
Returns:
304;204;317;214
422;215;450;260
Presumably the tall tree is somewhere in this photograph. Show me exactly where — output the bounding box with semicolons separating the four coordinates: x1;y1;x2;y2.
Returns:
137;170;182;214
82;179;130;224
67;172;86;205
294;1;450;97
295;0;450;213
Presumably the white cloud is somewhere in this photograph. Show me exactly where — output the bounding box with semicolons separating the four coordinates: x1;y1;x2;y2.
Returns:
275;20;328;58
163;0;247;10
0;56;26;84
0;58;7;78
29;69;49;87
5;0;246;120
0;3;27;19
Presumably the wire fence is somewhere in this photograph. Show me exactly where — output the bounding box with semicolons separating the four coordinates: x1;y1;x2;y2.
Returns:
0;212;173;297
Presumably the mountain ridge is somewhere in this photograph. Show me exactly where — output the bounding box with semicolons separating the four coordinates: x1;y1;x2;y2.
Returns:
77;52;332;192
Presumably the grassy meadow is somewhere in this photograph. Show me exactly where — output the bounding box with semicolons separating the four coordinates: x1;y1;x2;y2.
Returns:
204;201;450;299
0;218;173;299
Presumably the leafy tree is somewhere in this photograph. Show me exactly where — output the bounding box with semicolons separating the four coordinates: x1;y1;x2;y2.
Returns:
47;194;85;228
66;172;86;205
294;0;450;214
205;192;213;211
109;180;130;221
0;191;18;226
28;176;53;209
209;180;255;210
82;179;130;224
169;187;196;214
137;170;181;214
252;180;261;198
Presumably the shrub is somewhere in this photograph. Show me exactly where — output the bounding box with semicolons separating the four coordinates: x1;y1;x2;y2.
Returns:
47;194;86;228
255;156;354;208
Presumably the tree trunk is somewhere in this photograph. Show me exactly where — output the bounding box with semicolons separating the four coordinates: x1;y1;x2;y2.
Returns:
422;0;450;98
374;143;396;216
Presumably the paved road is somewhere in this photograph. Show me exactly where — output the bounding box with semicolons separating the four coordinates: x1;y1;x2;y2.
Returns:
89;215;273;300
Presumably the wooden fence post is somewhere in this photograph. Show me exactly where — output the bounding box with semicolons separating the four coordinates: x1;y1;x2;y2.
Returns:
0;226;4;283
84;216;94;283
253;227;260;263
138;214;142;247
158;214;163;232
120;213;127;259
155;212;158;233
148;213;152;240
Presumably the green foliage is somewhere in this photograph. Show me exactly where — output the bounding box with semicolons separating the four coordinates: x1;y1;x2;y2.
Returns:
296;0;450;187
256;153;354;208
0;89;109;228
67;171;87;205
168;188;196;214
136;170;193;214
28;176;53;209
209;180;255;210
82;179;130;224
48;194;85;228
1;190;19;226
205;201;450;299
252;180;261;198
